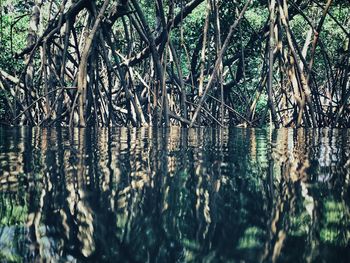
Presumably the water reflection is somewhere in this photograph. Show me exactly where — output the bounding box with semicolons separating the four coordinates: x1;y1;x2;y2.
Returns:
0;127;349;262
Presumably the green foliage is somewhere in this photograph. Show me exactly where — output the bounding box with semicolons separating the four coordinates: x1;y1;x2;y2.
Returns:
289;211;311;237
0;252;22;263
237;226;264;249
0;199;28;226
0;1;29;72
0;1;29;122
245;7;268;30
320;199;350;246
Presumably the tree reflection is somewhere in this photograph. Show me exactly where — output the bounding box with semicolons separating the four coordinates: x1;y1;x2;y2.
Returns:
0;127;349;262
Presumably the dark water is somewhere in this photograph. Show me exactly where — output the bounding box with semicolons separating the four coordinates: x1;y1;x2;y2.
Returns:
0;127;349;262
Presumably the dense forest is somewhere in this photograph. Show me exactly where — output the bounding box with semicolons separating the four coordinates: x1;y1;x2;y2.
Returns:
0;0;349;127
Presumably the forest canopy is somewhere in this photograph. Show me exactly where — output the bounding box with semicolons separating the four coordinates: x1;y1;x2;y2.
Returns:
0;0;349;127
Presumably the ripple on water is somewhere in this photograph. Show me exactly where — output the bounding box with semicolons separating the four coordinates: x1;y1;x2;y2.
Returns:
0;127;349;262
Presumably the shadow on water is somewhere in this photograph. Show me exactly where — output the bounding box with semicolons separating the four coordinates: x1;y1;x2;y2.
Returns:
0;127;349;262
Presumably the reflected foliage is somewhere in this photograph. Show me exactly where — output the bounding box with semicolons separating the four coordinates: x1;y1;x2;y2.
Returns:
0;127;349;262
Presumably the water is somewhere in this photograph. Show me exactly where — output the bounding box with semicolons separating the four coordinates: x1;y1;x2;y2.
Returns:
0;127;349;262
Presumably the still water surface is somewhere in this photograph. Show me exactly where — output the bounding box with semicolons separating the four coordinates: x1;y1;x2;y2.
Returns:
0;127;349;262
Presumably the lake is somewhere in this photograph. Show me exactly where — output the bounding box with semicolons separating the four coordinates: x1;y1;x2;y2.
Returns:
0;127;349;262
